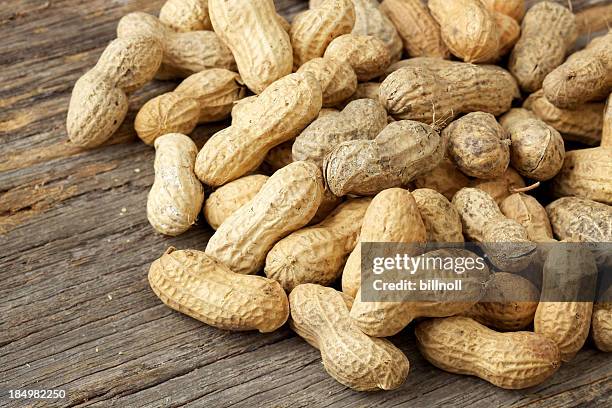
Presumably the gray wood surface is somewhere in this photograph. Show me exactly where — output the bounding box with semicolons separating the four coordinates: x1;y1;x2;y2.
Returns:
1;1;611;407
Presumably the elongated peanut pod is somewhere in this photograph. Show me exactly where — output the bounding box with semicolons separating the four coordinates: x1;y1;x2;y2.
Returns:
416;317;561;389
205;161;324;275
290;284;409;391
149;248;288;332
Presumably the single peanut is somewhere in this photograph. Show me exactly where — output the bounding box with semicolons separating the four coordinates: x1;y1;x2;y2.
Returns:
203;174;269;230
205;161;324;275
208;0;293;94
509;2;577;92
135;69;246;144
290;0;355;69
195;72;322;187
66;36;163;148
324;120;444;196
546;197;612;243
324;34;391;81
349;0;403;62
117;12;235;78
149;248;288;332
289;284;410;391
416;317;561;389
500;193;555;242
265;198;371;291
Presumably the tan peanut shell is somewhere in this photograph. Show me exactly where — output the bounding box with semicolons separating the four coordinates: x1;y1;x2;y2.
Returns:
349;0;403;62
324;34;391;81
149;248;288;332
146;134;204;236
380;59;519;126
463;272;539;331
289;284;409;391
117;12;235;78
524;90;604;146
499;108;565;181
351;249;489;337
159;0;212;32
195;73;322;187
481;0;525;22
500;193;554;242
205;161;324;275
264;198;370;291
509;2;577;92
428;0;500;63
452;187;505;242
309;187;344;226
263;140;294;172
413;158;470;201
204;174;269;230
341;188;427;298
543;31;612;108
546;197;612;243
290;0;355;69
444;112;510;179
297;57;357;107
416;317;561;389
535;245;598;361
470;167;526;205
593;286;612;352
379;0;449;59
66;37;163;148
551;148;612;205
604;94;612;147
208;0;292;94
324;120;443;197
412;188;464;243
135;69;246;144
492;12;520;59
292;99;387;166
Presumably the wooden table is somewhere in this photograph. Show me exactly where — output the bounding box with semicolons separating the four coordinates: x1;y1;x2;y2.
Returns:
1;1;611;406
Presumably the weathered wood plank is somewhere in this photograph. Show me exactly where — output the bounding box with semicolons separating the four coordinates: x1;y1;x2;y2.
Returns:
1;1;611;407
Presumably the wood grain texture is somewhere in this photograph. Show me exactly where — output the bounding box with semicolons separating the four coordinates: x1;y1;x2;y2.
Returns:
0;0;611;407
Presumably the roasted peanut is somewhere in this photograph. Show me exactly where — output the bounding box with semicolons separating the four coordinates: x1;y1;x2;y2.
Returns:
380;59;519;126
117;12;235;78
535;244;598;361
135;69;246;144
500;193;555;242
463;272;539;331
470;167;526;205
205;161;324;275
66;36;163;148
547;197;612;243
290;0;355;69
444;112;510;179
296;57;357;107
341;188;427;298
524;90;604;146
412;188;464;243
351;249;489;337
416;317;561;389
289;284;410;391
552;148;612;205
509;2;577;92
379;0;449;59
453;188;536;272
499;108;565;181
324;120;443;196
265;198;370;291
203;174;269;230
147;134;204;236
413;158;470;201
292;99;387;166
195;72;322;187
149;248;288;332
428;0;500;63
324;34;391;81
208;0;293;94
159;0;211;32
543;31;612;108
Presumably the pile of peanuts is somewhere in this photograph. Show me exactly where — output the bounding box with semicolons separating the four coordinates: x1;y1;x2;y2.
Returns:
67;0;612;392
